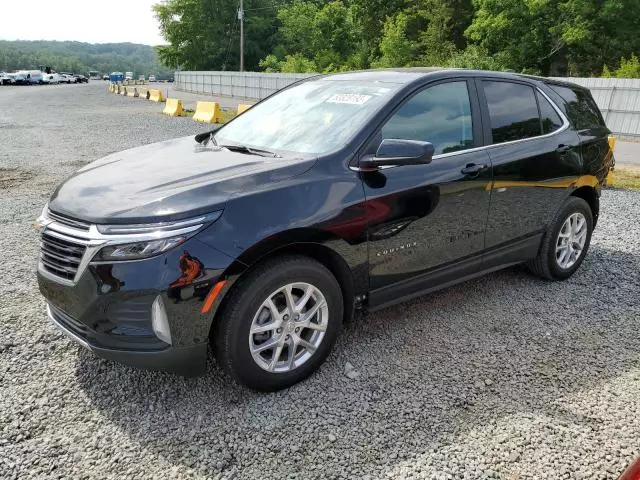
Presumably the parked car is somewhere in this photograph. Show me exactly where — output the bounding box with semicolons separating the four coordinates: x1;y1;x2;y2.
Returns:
103;74;109;81
12;71;29;85
42;73;60;84
23;70;45;84
0;72;12;85
60;73;78;84
148;75;156;82
74;74;89;83
37;69;612;391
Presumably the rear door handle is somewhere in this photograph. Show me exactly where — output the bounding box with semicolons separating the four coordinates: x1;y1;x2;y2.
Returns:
556;144;572;154
461;163;487;175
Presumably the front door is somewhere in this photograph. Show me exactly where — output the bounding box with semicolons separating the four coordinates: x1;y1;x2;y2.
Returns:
360;79;492;297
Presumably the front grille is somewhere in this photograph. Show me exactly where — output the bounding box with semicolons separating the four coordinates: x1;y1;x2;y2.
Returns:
40;232;87;281
47;210;91;231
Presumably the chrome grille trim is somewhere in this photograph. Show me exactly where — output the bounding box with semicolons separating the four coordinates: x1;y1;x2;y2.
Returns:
37;209;221;285
39;230;93;283
46;210;91;231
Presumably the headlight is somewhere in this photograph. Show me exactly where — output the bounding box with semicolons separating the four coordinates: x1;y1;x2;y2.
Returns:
93;210;222;262
94;236;188;261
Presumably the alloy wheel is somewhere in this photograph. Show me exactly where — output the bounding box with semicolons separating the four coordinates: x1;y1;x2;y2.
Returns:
555;212;588;269
249;282;328;373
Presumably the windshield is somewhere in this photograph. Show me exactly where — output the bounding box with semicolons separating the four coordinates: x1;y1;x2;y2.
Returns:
215;79;402;155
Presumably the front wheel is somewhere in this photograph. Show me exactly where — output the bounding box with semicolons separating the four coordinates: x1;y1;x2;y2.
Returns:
213;256;343;391
527;196;594;280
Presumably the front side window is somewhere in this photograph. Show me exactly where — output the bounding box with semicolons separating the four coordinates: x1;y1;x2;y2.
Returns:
215;79;402;155
483;81;541;144
380;81;474;155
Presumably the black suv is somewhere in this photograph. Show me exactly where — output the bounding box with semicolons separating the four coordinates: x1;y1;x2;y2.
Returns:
37;69;612;391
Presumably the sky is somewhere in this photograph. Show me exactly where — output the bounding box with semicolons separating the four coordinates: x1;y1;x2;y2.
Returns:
0;0;166;45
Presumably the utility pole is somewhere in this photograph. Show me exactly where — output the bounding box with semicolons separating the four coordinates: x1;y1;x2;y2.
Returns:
238;0;244;72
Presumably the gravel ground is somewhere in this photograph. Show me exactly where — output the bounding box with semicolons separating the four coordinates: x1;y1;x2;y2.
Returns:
1;83;639;479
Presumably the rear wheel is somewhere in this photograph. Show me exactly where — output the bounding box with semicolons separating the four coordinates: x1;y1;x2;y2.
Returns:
527;196;593;280
213;256;343;391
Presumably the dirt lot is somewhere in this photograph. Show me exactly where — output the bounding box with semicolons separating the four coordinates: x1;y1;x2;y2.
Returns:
0;83;639;479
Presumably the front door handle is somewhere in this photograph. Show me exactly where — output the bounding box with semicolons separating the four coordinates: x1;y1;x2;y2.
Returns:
461;163;487;175
556;144;572;154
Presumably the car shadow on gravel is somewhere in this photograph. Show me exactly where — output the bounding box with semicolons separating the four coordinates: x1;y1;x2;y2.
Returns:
73;245;640;478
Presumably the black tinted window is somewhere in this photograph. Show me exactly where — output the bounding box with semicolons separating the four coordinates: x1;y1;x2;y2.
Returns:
483;81;541;143
548;85;604;130
537;92;564;134
381;81;473;155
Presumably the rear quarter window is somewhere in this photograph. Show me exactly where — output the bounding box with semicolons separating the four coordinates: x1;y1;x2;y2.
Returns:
537;92;564;134
547;85;605;130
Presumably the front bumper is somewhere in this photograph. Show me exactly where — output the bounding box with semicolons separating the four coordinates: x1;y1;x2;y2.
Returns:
38;234;236;376
47;303;208;376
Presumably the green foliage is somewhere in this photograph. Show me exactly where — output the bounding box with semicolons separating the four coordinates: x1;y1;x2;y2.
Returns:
0;40;168;76
151;0;640;77
446;45;508;71
373;13;415;68
153;0;279;71
280;54;318;73
603;54;640;78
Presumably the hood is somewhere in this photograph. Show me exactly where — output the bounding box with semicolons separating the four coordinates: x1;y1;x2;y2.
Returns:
49;135;316;224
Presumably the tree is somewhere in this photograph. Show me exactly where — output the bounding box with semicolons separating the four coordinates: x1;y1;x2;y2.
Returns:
603;54;640;78
153;0;280;71
466;0;640;76
0;40;168;76
151;0;640;76
373;12;415;67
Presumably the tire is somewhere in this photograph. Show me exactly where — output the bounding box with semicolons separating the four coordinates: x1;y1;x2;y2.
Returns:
527;196;593;280
213;255;343;391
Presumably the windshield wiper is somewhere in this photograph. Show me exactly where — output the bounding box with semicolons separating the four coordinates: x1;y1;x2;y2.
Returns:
194;126;221;145
219;144;280;158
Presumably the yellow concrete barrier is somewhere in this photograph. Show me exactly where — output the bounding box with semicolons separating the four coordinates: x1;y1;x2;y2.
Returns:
127;87;137;97
120;86;128;96
606;135;616;185
193;101;222;123
138;88;148;100
237;103;253;114
163;98;184;117
149;89;165;103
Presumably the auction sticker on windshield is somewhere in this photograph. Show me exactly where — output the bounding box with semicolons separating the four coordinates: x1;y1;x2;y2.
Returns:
327;93;372;105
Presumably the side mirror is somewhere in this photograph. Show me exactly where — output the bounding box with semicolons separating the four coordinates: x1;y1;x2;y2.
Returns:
359;139;434;170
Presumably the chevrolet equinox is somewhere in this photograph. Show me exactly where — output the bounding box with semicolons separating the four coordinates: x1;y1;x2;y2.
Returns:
37;69;613;391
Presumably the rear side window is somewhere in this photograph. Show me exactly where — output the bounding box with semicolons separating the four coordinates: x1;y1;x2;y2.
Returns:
537;92;564;134
548;85;605;130
381;81;474;155
483;81;541;143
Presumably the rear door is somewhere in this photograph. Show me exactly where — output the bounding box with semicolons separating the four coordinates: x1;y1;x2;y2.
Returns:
545;84;612;184
360;78;493;296
477;78;582;249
